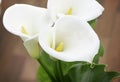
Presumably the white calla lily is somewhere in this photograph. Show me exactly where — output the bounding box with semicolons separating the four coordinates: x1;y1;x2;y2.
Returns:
3;4;52;58
39;16;100;62
47;0;104;21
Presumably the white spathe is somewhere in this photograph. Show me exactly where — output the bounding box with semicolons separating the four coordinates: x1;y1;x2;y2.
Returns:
3;4;52;40
47;0;104;21
39;16;100;62
23;37;41;58
3;4;52;58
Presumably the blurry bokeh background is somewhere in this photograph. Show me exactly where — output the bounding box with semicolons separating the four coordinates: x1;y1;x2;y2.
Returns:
0;0;120;82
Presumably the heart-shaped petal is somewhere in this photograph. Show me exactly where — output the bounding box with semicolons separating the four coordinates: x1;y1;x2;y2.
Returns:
39;16;100;62
3;4;52;58
47;0;104;21
3;4;52;40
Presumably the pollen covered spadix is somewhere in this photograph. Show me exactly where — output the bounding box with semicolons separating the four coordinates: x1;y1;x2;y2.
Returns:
55;42;64;52
21;26;28;35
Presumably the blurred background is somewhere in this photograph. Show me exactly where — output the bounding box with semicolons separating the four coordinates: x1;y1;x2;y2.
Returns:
0;0;120;82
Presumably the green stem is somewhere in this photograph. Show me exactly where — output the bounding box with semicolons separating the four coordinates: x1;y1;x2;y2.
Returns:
37;58;56;82
55;60;64;82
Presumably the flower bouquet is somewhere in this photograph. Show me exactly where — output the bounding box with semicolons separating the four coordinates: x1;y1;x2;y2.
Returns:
3;0;120;82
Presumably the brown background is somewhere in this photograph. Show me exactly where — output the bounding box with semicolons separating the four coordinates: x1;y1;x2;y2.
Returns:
0;0;120;82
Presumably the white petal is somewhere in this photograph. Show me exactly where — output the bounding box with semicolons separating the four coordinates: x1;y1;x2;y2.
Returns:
47;0;104;21
3;4;52;40
39;16;100;62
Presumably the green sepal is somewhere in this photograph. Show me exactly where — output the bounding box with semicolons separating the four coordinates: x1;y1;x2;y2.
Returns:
64;63;120;82
88;19;97;28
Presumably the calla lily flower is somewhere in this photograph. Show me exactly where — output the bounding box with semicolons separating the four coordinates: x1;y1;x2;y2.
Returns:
39;16;100;62
47;0;104;21
3;4;52;58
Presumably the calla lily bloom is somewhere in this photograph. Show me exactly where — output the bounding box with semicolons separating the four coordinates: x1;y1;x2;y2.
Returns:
47;0;104;21
39;16;100;62
3;4;52;58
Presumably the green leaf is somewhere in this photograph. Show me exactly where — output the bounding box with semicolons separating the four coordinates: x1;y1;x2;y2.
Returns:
88;19;96;28
98;44;104;57
93;44;104;63
37;66;52;82
61;61;87;75
37;51;88;82
37;51;56;82
65;63;120;82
